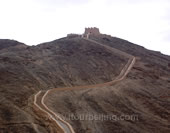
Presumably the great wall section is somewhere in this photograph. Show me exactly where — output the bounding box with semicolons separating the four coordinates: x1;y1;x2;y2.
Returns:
32;27;136;133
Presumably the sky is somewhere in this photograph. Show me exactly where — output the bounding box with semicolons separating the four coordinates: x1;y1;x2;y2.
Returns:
0;0;170;55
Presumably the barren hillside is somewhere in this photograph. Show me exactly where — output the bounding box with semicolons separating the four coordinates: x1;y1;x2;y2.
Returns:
0;34;170;133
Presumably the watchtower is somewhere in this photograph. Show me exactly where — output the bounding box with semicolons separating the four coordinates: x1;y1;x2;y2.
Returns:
84;27;100;35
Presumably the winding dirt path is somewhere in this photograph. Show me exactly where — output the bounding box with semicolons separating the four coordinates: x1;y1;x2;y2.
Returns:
33;37;136;133
34;91;73;133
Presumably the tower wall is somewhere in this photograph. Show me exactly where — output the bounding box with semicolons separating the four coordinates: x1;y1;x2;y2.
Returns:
84;27;100;35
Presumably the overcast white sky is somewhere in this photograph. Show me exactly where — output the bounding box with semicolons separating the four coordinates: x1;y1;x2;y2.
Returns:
0;0;170;55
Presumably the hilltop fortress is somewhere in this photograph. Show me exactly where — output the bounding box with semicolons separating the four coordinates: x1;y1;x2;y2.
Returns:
84;27;100;35
67;27;109;38
83;27;100;38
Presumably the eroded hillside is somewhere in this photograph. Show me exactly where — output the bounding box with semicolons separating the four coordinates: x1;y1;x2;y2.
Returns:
0;35;170;133
0;36;129;132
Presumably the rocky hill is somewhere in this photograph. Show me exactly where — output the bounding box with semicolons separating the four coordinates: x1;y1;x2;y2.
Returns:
0;34;170;133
